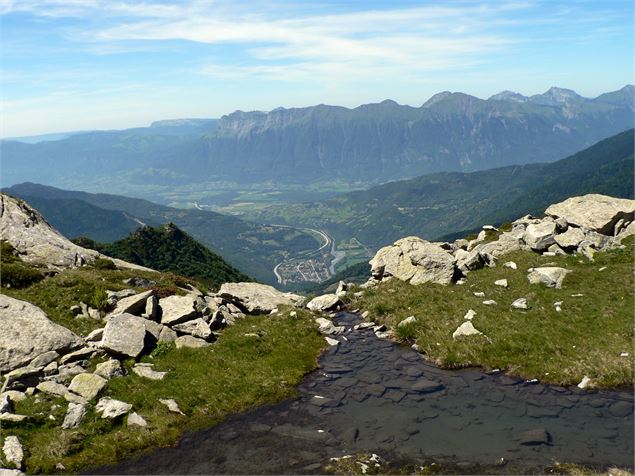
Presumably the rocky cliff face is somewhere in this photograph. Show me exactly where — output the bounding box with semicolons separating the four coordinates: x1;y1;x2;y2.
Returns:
0;193;150;271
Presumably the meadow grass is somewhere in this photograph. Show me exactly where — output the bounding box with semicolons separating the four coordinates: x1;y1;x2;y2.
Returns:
346;236;634;388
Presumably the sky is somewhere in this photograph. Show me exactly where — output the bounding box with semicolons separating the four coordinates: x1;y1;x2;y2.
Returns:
0;0;633;137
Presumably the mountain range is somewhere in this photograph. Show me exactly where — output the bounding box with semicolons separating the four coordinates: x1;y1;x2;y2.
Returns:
1;86;632;192
241;129;635;248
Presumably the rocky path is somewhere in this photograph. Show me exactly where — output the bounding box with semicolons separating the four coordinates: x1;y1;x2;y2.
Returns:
96;312;634;475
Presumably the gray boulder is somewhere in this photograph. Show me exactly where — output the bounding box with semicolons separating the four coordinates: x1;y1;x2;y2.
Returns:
127;412;148;428
307;294;342;313
218;282;305;314
159;295;197;325
94;360;125;379
132;364;166;381
545;194;635;235
99;313;148;358
554;227;585;250
172;318;213;341
527;267;570;289
158;327;178;342
108;290;155;317
175;335;210;349
62;402;86;429
0;295;82;373
370;237;456;285
519;428;551;446
523;221;556;251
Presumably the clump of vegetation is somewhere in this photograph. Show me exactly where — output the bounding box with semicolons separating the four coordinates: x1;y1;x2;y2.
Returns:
347;236;634;388
0;240;45;288
93;257;117;270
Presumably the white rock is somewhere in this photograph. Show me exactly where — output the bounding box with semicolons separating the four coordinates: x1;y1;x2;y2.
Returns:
95;397;132;419
172;318;213;341
463;309;476;320
577;376;592;390
68;373;107;401
511;298;528;310
2;436;23;469
100;313;148;358
127;412;148;428
527;267;570;289
325;337;340;346
482;300;497;306
473;292;485;297
175;335;210;349
503;261;517;270
159;398;185;415
452;321;483;339
524;221;557;251
159;295;198;325
397;315;417;327
218;282;305;314
494;279;508;288
546;194;635;235
94;359;125;379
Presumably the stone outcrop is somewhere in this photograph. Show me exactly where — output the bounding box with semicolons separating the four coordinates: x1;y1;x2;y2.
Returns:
0;295;82;373
159;295;198;325
95;398;132;419
108;290;155;318
218;282;305;314
370;237;456;285
545;194;635;235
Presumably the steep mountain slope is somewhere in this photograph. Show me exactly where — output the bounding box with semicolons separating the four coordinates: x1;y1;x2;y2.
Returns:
74;223;250;289
3;183;319;284
253;129;634;248
1;86;632;189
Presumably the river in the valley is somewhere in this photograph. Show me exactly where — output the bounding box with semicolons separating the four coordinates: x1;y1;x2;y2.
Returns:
95;313;634;474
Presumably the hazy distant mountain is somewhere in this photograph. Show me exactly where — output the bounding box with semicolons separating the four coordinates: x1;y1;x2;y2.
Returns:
1;86;632;188
250;129;634;248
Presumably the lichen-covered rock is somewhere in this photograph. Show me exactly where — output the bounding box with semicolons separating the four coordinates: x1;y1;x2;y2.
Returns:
95;397;132;419
62;402;86;429
545;194;635;235
99;313;147;358
94;359;125;380
2;436;23;469
175;335;210;349
370;237;456;285
68;373;107;401
0;295;82;373
218;283;305;314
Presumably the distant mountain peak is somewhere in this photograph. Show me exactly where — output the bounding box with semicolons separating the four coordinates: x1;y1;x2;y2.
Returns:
422;91;453;107
530;87;585;105
489;90;528;102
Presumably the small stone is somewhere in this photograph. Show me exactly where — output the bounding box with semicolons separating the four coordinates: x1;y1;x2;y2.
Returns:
452;321;483;339
325;337;339;346
494;279;508;288
463;309;476;320
620;352;629;357
0;394;13;414
474;292;485;297
159;398;185;415
132;364;167;381
482;300;497;306
397;316;417;327
511;298;528;310
519;428;551;446
62;402;86;429
127;412;148;428
2;436;23;469
95;397;132;419
577;376;592;389
503;261;517;270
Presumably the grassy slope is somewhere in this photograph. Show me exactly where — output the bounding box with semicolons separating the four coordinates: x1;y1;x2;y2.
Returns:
346;236;634;388
0;264;324;474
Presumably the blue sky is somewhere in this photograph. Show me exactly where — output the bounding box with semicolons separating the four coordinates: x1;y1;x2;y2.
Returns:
1;0;633;137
